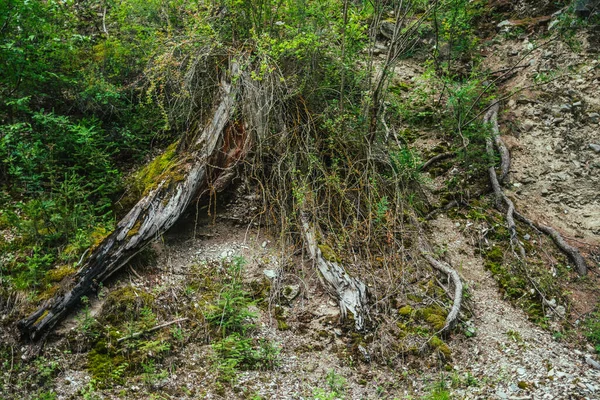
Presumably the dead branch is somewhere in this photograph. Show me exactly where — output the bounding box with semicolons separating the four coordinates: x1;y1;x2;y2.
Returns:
514;212;588;276
117;318;189;342
18;65;246;340
486;105;510;182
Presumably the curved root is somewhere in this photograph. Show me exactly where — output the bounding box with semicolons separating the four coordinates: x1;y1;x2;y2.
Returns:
420;248;463;335
484;102;587;275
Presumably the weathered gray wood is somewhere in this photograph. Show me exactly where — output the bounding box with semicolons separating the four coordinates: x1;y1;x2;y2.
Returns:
300;213;369;331
18;72;241;340
420;249;463;335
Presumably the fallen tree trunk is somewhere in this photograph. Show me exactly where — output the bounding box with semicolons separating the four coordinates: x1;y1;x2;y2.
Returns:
300;212;369;331
484;102;587;275
18;70;247;340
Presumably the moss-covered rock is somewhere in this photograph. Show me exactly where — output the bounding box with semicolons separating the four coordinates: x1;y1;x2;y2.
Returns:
98;286;155;326
430;335;451;359
44;265;76;283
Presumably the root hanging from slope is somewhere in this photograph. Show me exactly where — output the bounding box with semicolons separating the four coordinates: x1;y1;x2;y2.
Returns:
18;68;247;340
484;104;526;259
300;212;369;331
419;242;463;335
484;103;588;275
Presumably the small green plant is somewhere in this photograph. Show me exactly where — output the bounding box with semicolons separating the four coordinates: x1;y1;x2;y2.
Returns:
326;369;346;394
80;378;102;400
584;307;600;353
424;376;451;400
141;359;168;387
506;330;523;344
208;256;280;385
76;296;99;339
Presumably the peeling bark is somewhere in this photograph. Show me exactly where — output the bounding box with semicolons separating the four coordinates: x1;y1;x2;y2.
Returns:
300;213;369;331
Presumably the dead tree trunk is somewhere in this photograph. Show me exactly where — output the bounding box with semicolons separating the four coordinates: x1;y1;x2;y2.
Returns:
18;72;247;340
300;212;369;331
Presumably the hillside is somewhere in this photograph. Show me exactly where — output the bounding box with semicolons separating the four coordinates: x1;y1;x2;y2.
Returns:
1;1;599;399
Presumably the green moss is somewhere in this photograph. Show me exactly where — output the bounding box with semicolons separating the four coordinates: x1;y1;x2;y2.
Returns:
407;294;423;303
34;310;49;325
518;381;529;390
127;220;142;238
135;142;178;193
45;264;76;283
37;285;59;301
318;244;340;263
399;305;414;317
430;335;451;359
484;247;504;263
426;314;447;331
99;286;155;326
87;340;127;385
277;319;289;331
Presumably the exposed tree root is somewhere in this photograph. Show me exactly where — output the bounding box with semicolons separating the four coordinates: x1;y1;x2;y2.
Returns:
18;69;247;340
300;212;369;331
419;242;463;335
420;151;455;171
514;212;589;276
484;103;587;275
485;104;525;259
486;105;510;183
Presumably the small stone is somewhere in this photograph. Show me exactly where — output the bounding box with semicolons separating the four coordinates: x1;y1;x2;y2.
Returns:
553;117;565;125
263;269;278;279
522;120;535;132
572;101;582;107
523;234;531;241
282;284;300;301
517;367;526;376
497;20;513;28
589;143;600;153
261;240;268;248
555;305;566;317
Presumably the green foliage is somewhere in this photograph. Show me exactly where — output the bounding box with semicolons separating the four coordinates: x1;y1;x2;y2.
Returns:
584;307;600;353
312;369;346;400
208;256;280;384
206;256;256;336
